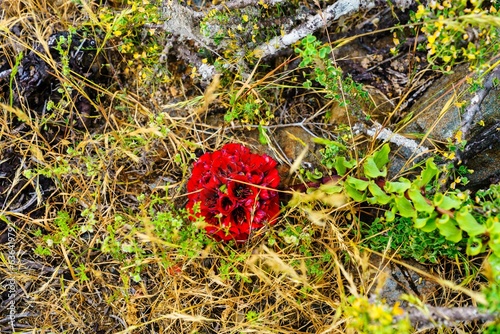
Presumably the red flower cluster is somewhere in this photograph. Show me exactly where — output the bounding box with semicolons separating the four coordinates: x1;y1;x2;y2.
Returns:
186;143;280;242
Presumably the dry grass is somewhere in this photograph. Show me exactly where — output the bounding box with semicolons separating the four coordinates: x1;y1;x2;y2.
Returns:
0;0;493;333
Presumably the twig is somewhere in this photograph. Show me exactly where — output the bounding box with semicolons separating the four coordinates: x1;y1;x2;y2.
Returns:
0;312;36;324
460;64;500;138
354;121;430;158
4;191;38;213
395;305;498;330
0;68;13;80
254;0;380;58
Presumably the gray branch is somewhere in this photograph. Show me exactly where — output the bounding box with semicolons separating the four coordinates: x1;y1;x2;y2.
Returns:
254;0;380;58
354;121;430;158
395;305;498;330
460;64;500;138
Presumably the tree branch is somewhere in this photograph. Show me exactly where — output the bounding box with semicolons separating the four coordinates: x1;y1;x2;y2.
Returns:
395;305;498;330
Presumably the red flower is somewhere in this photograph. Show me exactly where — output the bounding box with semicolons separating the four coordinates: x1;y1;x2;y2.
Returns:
186;143;280;242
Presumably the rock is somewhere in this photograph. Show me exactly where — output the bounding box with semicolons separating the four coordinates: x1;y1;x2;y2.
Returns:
368;254;439;306
406;64;500;191
460;121;500;191
406;65;470;142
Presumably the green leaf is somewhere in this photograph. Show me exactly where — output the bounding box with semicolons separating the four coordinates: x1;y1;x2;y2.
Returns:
319;183;343;194
373;144;390;169
467;236;485;256
433;193;462;210
436;215;462;243
394;195;416;218
415;216;438;232
367;182;392;205
334;157;356;176
363;157;387;179
345;183;366;202
455;208;486;237
384;178;411;194
414;158;439;188
319;46;330;58
346;176;369;191
407;188;434;213
258;124;269;145
385;209;395;222
305;169;323;181
304;34;316;44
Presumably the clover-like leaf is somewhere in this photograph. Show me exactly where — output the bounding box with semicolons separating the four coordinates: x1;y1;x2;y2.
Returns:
384;178;411;194
407;188;434;213
367;182;392;205
433;193;462;210
435;215;462;243
414;158;439;188
385;209;396;222
415;215;438;232
363;157;387;179
467;236;485;256
373;144;390;169
394;195;416;218
455;208;486;237
346;176;369;191
334;156;356;176
345;183;366;202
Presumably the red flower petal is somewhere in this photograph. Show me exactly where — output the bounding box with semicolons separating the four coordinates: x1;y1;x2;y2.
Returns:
186;143;281;242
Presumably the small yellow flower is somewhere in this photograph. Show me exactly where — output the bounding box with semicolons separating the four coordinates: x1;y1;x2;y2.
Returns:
242;14;249;22
113;30;122;37
392;302;405;316
435;15;445;29
415;4;426;19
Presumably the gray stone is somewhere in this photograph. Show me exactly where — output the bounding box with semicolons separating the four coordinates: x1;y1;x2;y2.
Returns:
407;65;500;191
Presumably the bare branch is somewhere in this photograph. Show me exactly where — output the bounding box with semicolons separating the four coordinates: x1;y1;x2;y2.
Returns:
254;0;379;58
354;121;430;158
460;64;500;138
395;305;498;330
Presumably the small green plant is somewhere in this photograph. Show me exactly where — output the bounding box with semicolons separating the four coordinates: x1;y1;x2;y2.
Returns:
410;0;500;72
219;250;251;283
245;310;260;323
92;0;169;86
293;143;500;280
37;211;78;256
362;216;465;263
344;296;411;333
9;52;23;107
225;90;274;125
294;34;369;105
